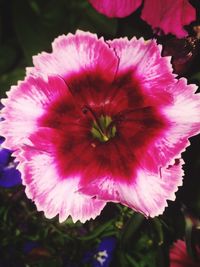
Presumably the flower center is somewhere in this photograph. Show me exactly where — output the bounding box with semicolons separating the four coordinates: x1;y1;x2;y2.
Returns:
91;115;116;142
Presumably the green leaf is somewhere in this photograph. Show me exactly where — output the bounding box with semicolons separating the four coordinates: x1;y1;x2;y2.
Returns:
117;251;131;267
12;0;69;64
191;71;200;81
0;67;25;97
151;218;164;246
185;216;198;262
156;246;167;267
125;253;140;267
0;45;18;74
120;213;144;249
78;219;115;241
76;4;117;37
12;0;48;63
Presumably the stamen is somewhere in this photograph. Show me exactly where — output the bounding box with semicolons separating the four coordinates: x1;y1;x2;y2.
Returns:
82;105;105;135
82;105;117;142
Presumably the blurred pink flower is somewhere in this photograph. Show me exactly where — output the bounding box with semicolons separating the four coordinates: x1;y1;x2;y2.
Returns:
89;0;196;38
1;30;200;223
170;240;200;267
89;0;142;18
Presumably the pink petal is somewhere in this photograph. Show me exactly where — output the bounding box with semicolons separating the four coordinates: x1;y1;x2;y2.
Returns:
0;75;71;150
136;78;200;173
88;0;142;18
108;37;200;169
29;30;119;85
17;146;106;223
156;78;200;165
108;37;175;88
80;159;184;217
141;0;196;38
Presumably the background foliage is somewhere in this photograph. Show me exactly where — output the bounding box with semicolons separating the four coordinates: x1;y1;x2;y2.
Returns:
0;0;200;266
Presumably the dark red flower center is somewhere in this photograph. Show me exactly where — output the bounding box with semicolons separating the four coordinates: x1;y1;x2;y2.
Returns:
37;71;169;183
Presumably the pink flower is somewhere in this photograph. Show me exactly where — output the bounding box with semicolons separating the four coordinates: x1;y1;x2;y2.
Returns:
88;0;142;18
1;30;200;223
88;0;196;38
170;240;200;267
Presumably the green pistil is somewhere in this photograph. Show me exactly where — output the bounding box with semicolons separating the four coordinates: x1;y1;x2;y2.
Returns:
91;115;116;142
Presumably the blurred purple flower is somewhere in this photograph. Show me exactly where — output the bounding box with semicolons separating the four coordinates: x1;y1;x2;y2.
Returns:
23;241;39;254
0;136;21;188
83;237;117;267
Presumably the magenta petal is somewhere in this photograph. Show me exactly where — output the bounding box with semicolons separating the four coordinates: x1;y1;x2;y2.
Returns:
0;75;70;150
18;147;106;223
29;30;119;85
80;159;184;217
88;0;142;18
141;0;196;38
